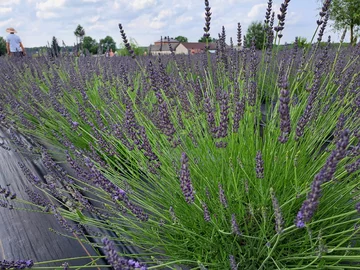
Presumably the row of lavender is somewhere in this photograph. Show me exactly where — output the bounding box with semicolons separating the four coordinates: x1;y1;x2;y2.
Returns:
0;0;360;269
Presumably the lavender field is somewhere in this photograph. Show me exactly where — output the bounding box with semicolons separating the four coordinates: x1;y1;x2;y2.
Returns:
0;0;360;269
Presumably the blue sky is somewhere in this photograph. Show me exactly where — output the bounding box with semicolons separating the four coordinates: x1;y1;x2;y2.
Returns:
0;0;347;48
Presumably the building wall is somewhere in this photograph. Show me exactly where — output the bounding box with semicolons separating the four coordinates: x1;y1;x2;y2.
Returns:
154;41;179;46
150;50;172;55
175;44;189;55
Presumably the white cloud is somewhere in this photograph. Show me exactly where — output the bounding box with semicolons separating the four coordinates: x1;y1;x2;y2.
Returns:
36;0;67;11
0;18;14;28
156;9;173;20
128;14;165;30
286;11;301;25
247;3;266;19
129;0;157;10
89;15;100;23
0;0;19;5
175;15;193;25
0;7;11;13
88;22;106;31
36;11;59;19
0;17;22;32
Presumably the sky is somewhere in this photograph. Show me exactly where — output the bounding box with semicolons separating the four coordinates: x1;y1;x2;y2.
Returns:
0;0;348;48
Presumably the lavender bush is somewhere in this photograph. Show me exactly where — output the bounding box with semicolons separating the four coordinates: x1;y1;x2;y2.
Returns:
0;0;360;268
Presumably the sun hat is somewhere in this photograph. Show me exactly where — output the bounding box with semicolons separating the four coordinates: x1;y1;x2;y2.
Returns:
6;27;17;33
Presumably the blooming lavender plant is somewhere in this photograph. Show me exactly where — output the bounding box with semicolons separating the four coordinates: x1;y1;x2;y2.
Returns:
1;0;360;269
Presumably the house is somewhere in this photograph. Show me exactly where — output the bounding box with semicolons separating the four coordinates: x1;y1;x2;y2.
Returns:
154;37;179;46
148;37;222;55
149;43;180;55
175;42;217;55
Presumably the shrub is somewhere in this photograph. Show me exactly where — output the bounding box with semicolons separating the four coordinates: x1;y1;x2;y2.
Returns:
0;0;360;269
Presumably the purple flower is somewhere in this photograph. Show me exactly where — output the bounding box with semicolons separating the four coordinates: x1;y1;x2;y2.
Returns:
203;0;212;47
237;23;242;47
270;188;284;234
274;0;291;37
233;97;246;133
296;129;350;228
201;202;211;222
264;0;273;26
102;237;123;270
217;91;230;139
102;238;147;269
346;158;360;174
278;74;291;143
218;183;228;208
179;152;195;204
118;24;135;58
231;214;241;236
356;202;360;213
204;94;218;137
0;259;34;269
229;255;238;270
255;151;264;179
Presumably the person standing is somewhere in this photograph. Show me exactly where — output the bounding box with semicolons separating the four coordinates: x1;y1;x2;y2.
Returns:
5;27;26;57
109;48;114;57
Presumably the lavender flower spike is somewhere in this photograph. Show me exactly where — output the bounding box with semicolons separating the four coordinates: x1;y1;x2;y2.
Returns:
180;152;195;204
102;237;147;270
102;237;125;270
295;129;350;228
203;0;212;40
231;214;241;236
118;23;135;58
229;255;238;270
201;201;211;222
270;188;284;234
0;259;34;269
218;183;228;208
278;75;291;143
255;151;264;179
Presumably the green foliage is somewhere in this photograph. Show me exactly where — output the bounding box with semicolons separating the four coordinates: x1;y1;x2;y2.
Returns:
100;35;116;54
296;36;308;48
330;0;360;44
198;36;216;42
82;36;99;54
2;2;360;270
118;38;145;56
175;36;188;42
74;24;85;46
0;37;6;56
2;36;360;268
245;21;266;50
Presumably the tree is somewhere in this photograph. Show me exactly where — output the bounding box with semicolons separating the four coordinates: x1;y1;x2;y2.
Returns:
175;36;188;42
198;36;216;43
245;21;266;50
99;36;116;54
74;24;85;46
83;36;98;54
0;37;6;56
118;38;145;56
51;36;60;57
329;0;360;45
